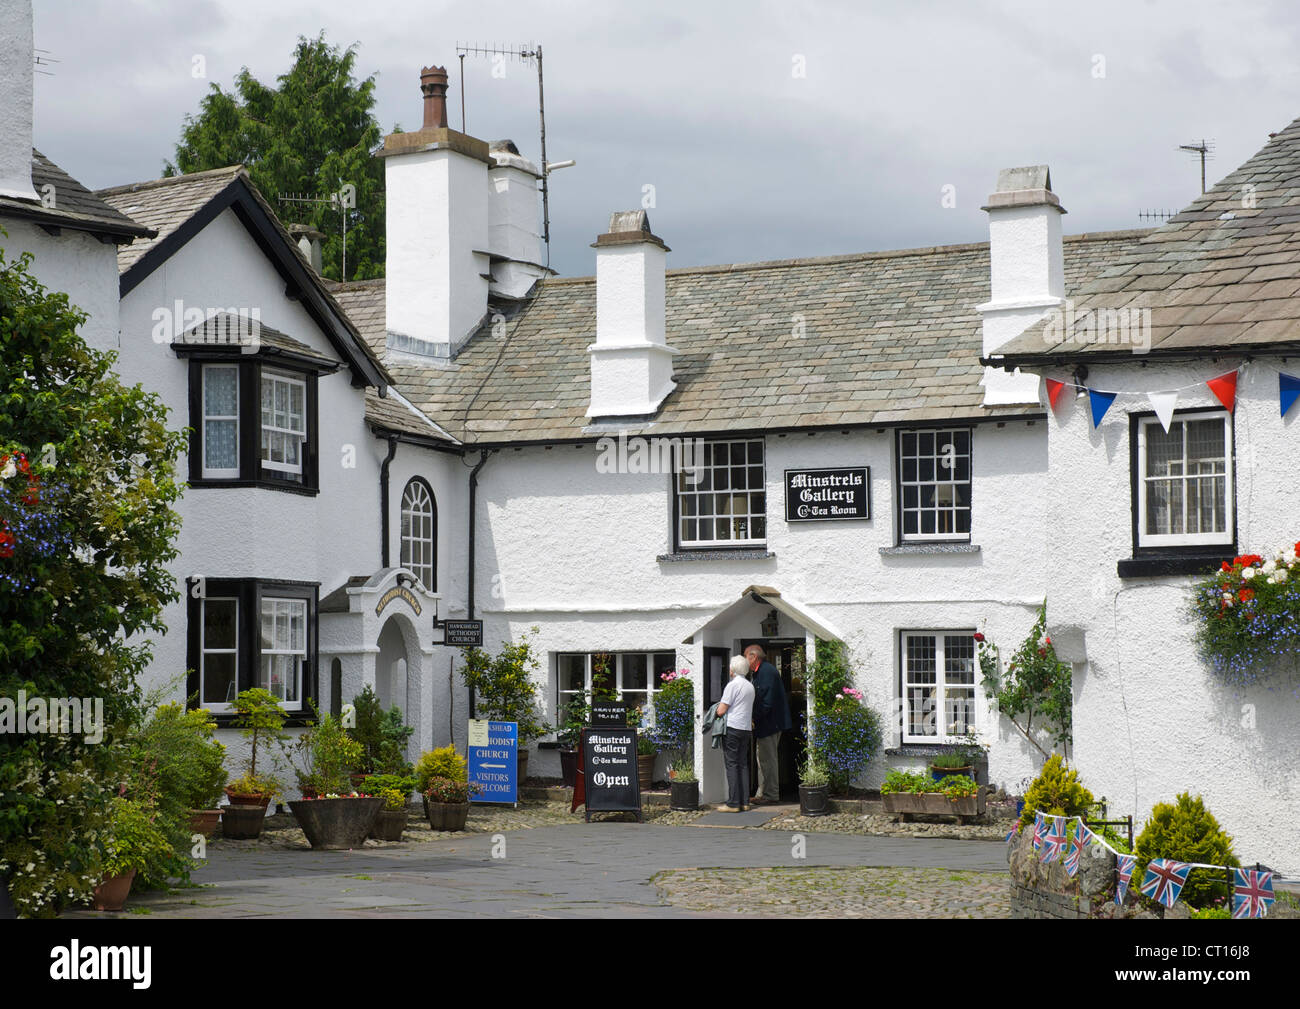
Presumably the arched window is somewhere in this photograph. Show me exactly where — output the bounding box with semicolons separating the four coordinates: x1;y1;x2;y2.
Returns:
400;478;436;591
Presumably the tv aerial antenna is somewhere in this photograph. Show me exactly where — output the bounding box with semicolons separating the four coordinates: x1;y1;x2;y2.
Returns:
33;49;58;76
456;42;573;268
1178;139;1214;194
276;183;357;278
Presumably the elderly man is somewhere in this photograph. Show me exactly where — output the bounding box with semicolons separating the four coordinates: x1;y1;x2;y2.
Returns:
716;654;755;812
746;644;790;804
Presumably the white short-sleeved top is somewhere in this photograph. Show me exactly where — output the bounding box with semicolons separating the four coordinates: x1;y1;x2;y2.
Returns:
720;675;755;730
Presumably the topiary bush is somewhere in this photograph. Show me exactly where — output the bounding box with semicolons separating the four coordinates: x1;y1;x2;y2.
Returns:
1018;753;1094;828
810;696;884;793
1134;793;1239;909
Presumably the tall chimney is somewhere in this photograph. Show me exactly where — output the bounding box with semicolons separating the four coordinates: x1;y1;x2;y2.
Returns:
487;139;545;299
587;210;679;418
289;223;325;274
0;0;39;201
976;165;1065;405
379;63;490;359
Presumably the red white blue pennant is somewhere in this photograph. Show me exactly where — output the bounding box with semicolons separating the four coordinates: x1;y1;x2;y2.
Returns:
1232;869;1274;919
1139;858;1192;909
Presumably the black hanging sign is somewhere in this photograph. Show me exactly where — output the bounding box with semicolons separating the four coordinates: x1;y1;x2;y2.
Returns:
444;620;483;647
784;467;871;522
581;727;642;822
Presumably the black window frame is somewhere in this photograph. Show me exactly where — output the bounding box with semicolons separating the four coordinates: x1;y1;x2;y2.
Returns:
186;577;319;726
893;426;974;545
670;437;768;552
1120;407;1237;578
187;357;321;495
399;476;438;592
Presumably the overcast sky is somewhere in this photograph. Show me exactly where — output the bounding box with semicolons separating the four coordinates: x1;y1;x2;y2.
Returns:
29;0;1300;277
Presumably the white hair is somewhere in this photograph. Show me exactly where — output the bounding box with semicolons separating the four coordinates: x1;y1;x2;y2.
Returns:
729;655;749;678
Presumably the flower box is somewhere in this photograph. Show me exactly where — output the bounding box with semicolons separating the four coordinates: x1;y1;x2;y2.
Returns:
882;789;985;824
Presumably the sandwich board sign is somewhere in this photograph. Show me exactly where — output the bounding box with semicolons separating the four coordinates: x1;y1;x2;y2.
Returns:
581;726;641;822
467;719;517;805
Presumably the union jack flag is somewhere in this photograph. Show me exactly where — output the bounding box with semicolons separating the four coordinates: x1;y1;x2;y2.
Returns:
1064;820;1086;877
1005;822;1020;845
1115;853;1136;906
1139;858;1192;909
1232;869;1274;919
1039;815;1067;863
1032;811;1045;853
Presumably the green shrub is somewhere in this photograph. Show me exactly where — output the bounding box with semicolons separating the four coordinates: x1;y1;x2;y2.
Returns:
881;770;935;795
348;686;415;775
415;745;467;792
459;627;548;745
287;706;363;796
424;776;478;804
810;638;853;714
229;688;287;796
1190;905;1231;919
810;696;884;793
1018;753;1094;828
1135;793;1239;909
359;772;417;798
102;797;174;881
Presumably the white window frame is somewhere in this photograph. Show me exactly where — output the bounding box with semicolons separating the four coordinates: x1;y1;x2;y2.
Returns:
674;438;767;548
200;596;239;713
898;428;972;542
260;369;307;476
400;479;436;591
201;364;240;479
555;651;676;720
259;596;307;711
1136;409;1234;548
900;630;979;744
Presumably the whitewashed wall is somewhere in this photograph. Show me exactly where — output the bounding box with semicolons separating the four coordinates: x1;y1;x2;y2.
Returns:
1039;358;1299;875
473;424;1054;790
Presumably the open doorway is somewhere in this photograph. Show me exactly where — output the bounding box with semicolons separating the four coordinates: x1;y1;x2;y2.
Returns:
739;638;807;801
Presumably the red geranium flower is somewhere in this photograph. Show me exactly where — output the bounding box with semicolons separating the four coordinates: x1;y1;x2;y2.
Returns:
1221;562;1231;572
973;632;985;642
1239;588;1255;602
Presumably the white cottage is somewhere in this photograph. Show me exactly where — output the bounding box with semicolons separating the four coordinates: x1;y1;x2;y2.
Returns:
331;63;1149;804
988;118;1300;875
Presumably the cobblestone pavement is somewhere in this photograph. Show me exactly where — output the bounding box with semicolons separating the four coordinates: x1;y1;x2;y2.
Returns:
653;866;1010;918
66;813;1011;919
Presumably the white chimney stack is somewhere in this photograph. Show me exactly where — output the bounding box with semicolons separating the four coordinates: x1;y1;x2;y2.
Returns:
0;0;39;202
587;210;678;418
487;140;546;299
380;64;489;359
977;165;1065;405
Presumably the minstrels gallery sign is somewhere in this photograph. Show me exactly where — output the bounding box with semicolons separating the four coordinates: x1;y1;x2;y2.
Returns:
784;467;870;521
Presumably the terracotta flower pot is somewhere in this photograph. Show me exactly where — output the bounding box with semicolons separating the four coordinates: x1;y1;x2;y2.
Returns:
224;788;272;810
369;808;409;841
91;869;136;911
189;809;222;837
426;801;470;832
289;797;383;849
221;804;267;839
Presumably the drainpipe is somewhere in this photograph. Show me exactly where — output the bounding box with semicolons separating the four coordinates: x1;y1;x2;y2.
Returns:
466;448;495;717
379;435;398;567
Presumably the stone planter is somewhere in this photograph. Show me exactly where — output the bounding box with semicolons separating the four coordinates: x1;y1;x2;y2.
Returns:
883;789;986;824
636;753;654;792
91;869;136;911
670;780;699;811
289;797;383;850
369;808;409;841
426;801;470;832
189;809;222;837
798;784;830;816
559;747;579;788
221;803;267;839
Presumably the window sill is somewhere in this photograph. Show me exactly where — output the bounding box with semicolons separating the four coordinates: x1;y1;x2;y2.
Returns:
189;478;319;497
1117;552;1234;578
204;710;313;729
657;549;776;563
885;744;973;758
880;543;981;556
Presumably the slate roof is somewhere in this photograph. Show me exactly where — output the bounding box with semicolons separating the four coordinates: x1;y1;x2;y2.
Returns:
0;150;152;242
173;311;337;366
364;388;460;446
992;115;1300;366
332;230;1146;445
96;168;392;389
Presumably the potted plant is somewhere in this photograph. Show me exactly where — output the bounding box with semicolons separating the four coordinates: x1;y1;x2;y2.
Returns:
415;745;469;816
668;757;698;810
92;797;172;912
554;696;589;788
361;773;418;840
131;701;228;840
459;628;549;783
424;776;480;832
286;706;381;849
929;751;973;782
798;755;832;816
222;688;287;838
635;732;659;792
347;686;415;785
881;770;986;824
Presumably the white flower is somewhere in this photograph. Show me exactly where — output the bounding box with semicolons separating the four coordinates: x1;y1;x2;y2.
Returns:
1273;570;1288;584
1242;568;1258;580
1262;559;1277;574
0;458;14;479
1222;593;1234;605
1284;549;1297;565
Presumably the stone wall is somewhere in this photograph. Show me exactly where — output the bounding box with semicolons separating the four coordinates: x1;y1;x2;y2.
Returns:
1007;823;1137;919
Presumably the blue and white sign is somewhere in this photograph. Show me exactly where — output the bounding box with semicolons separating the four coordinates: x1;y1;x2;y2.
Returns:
467;719;518;804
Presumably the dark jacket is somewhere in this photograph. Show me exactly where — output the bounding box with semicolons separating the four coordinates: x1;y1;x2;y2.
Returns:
701;702;728;749
751;660;791;738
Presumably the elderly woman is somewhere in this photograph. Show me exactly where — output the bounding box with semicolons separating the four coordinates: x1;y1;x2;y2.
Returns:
716;654;755;812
